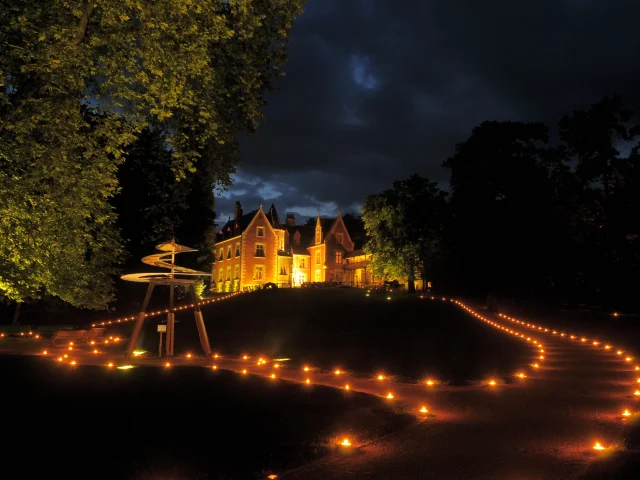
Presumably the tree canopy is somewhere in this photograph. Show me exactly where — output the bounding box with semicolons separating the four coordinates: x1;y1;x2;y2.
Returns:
362;174;449;293
0;0;305;308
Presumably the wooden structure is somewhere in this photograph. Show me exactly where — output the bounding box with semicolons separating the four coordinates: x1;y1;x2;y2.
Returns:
122;240;212;359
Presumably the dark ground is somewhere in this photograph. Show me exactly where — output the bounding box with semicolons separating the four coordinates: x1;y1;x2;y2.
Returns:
113;289;531;385
1;355;413;480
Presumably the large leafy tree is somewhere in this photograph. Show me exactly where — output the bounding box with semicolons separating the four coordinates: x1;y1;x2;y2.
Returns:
0;0;304;311
362;174;448;293
443;121;559;295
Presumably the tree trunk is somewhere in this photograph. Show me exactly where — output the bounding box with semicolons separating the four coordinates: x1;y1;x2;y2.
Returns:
12;302;22;326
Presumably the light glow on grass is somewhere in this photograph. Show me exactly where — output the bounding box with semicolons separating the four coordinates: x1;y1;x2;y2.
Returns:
117;365;134;370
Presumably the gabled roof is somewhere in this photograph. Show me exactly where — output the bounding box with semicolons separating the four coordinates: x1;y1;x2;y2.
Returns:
216;209;258;242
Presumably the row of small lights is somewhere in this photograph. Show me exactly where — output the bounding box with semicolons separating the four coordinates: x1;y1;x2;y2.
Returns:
90;292;243;327
494;310;639;451
44;291;628;473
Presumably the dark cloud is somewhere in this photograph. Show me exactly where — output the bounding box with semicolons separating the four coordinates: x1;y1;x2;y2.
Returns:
216;0;640;219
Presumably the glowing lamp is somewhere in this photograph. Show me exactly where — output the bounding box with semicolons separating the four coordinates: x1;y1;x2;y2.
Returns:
420;406;428;414
613;312;619;317
57;357;63;362
540;355;545;360
334;370;342;375
593;442;605;451
386;392;394;399
68;346;73;351
214;354;219;359
35;334;40;339
186;353;192;358
593;341;599;346
622;409;631;417
70;361;76;365
426;380;434;386
377;375;385;381
270;374;276;379
107;363;113;368
518;373;526;378
268;475;278;479
42;350;47;355
165;362;171;368
617;351;623;355
274;363;280;369
341;438;352;447
581;338;586;342
303;366;309;372
90;341;95;345
212;365;217;370
243;355;248;360
344;384;350;390
242;369;247;375
605;345;611;350
305;378;310;384
634;390;640;396
489;380;496;386
69;341;74;346
532;363;539;368
626;357;633;362
386;296;391;300
63;354;68;358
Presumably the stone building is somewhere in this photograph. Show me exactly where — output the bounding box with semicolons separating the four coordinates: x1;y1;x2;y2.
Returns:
212;201;378;291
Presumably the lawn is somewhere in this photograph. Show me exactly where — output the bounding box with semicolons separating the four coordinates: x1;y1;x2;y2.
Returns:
2;355;413;480
125;288;531;385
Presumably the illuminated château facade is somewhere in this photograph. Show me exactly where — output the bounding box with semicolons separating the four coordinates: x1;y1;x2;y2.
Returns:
212;201;378;292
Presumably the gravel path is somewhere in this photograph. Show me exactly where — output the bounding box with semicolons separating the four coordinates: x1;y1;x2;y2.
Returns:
272;300;639;479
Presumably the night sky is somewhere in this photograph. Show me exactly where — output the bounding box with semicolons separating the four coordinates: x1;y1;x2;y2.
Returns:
216;0;640;222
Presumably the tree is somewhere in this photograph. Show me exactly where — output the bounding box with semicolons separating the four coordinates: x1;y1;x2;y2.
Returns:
0;0;305;310
362;174;448;293
443;121;557;295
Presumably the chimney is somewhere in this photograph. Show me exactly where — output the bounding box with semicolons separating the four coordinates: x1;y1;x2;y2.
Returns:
286;213;295;226
234;201;242;221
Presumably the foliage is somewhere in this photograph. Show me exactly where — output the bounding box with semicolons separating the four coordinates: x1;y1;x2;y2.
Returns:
0;0;304;307
362;174;448;292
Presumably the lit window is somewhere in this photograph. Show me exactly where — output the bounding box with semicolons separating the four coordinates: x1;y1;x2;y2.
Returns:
218;249;223;261
226;267;231;281
218;268;223;282
336;233;343;244
234;265;240;279
300;258;305;269
235;244;240;257
227;247;232;259
315;250;321;265
254;265;264;281
335;251;343;264
255;244;265;257
257;226;264;237
280;265;287;275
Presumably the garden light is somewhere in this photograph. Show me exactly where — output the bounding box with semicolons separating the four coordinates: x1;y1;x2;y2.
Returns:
386;392;394;399
420;406;428;413
341;438;352;447
344;384;350;390
622;409;631;417
593;442;605;451
305;378;310;384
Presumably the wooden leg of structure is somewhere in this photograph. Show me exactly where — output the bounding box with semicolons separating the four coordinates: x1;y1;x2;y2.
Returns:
192;286;212;355
126;283;155;358
166;313;175;357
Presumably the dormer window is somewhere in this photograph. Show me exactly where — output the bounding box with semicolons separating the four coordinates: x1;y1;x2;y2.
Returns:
257;226;264;237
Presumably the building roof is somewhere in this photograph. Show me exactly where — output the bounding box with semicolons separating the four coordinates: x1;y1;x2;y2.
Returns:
216;209;258;242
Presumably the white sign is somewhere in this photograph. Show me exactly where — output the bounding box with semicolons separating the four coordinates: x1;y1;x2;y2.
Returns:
157;325;167;332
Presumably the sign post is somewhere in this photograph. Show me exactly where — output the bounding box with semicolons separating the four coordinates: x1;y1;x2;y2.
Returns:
157;324;166;358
